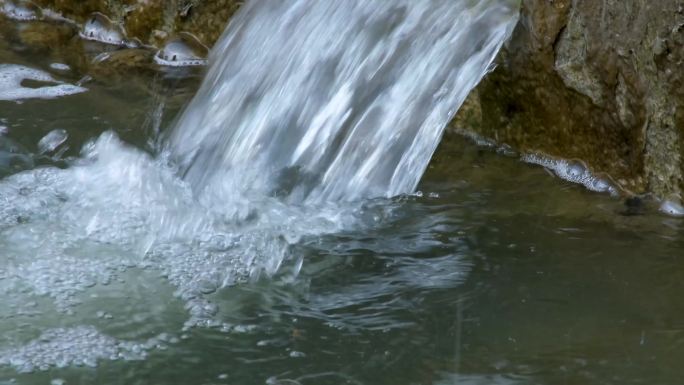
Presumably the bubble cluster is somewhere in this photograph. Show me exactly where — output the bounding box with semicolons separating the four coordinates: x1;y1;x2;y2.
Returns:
0;65;87;101
522;153;619;195
0;132;355;371
0;326;172;373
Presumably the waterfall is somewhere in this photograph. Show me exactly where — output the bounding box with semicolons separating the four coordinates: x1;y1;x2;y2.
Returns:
169;0;519;204
0;1;519;371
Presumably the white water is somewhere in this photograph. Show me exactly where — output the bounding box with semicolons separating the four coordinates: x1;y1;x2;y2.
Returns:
171;0;518;204
0;0;518;372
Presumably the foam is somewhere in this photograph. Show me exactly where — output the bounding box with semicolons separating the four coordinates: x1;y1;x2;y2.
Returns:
0;132;358;365
522;153;619;195
0;65;87;101
0;326;171;373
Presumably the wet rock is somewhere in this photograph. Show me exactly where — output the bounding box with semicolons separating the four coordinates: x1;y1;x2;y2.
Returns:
88;48;157;81
453;0;684;199
16;20;78;52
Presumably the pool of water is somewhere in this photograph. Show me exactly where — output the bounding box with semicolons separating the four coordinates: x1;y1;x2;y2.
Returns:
1;16;684;385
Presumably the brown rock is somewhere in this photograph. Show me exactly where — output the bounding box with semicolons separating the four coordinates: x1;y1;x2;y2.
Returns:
453;0;684;198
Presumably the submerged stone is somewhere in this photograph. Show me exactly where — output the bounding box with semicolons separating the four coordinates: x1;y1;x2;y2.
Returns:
154;32;208;67
80;12;125;46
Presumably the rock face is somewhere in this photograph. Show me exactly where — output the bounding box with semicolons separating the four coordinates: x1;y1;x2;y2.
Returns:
17;0;684;199
454;0;684;199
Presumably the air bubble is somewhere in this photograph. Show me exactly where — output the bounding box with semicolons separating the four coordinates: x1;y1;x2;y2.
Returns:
660;199;684;217
522;154;618;195
1;0;42;21
0;327;160;373
80;13;126;46
154;33;209;67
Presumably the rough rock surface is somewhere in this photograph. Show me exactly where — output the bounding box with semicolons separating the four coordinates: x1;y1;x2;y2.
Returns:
453;0;684;199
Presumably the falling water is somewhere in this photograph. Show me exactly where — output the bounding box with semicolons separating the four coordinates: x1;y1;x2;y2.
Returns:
170;0;518;203
0;0;519;373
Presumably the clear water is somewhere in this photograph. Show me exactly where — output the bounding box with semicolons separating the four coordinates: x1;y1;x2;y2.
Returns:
1;4;684;385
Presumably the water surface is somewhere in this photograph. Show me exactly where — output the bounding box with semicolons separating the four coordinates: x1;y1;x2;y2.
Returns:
1;11;684;385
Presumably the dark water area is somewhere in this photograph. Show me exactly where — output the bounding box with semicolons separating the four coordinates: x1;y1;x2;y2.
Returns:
1;15;684;385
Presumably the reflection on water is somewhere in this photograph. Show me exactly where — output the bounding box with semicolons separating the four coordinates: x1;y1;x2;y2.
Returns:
1;9;684;385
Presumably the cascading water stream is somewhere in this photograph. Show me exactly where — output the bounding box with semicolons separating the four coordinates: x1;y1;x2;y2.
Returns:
0;0;519;373
170;0;518;204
